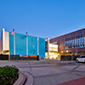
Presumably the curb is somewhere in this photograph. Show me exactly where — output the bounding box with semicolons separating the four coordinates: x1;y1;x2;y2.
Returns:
24;72;34;85
13;72;27;85
19;72;27;85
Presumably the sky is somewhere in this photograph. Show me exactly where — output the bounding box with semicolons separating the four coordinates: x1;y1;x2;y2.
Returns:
0;0;85;39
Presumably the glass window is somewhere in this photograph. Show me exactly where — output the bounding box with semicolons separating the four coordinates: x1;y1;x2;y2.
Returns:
82;56;85;58
84;33;85;37
80;56;85;58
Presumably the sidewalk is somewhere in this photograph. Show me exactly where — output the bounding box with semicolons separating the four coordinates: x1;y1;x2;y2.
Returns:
58;77;85;85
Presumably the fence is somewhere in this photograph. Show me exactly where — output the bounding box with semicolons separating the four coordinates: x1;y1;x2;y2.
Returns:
0;55;9;60
61;55;80;61
10;55;39;60
0;55;39;60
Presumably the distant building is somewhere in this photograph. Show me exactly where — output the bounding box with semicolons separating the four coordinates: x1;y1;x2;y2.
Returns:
0;28;45;60
50;28;85;55
45;38;60;60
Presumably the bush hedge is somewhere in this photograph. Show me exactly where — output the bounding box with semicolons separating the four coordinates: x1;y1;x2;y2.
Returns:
0;65;19;85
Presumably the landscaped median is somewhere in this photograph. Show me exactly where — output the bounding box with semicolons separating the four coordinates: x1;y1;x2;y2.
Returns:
0;65;26;85
0;65;19;85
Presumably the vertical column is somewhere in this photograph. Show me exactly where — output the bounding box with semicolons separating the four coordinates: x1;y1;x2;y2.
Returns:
0;40;1;52
82;33;83;47
48;38;49;59
37;37;39;55
75;34;76;48
84;33;85;47
3;28;5;51
14;33;15;55
27;36;28;55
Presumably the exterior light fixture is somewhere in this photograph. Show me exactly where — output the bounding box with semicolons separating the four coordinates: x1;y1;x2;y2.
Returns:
66;50;68;53
61;51;63;53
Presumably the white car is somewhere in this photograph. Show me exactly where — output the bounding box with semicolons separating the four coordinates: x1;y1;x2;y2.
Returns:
76;55;85;63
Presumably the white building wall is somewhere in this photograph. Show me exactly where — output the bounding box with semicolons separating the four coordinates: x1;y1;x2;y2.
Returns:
49;43;58;52
1;30;3;51
3;28;5;50
0;40;1;52
0;28;9;53
5;32;9;50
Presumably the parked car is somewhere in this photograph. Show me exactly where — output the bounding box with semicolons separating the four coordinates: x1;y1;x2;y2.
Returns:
76;55;85;63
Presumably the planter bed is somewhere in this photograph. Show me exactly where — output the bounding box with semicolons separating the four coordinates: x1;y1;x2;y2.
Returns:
0;65;19;85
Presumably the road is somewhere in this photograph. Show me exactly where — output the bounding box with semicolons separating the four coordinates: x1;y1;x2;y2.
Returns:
0;60;85;85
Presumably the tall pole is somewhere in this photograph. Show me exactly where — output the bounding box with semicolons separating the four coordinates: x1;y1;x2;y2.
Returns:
37;37;39;55
27;35;28;56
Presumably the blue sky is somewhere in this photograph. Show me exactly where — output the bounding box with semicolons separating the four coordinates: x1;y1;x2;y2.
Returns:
0;0;85;38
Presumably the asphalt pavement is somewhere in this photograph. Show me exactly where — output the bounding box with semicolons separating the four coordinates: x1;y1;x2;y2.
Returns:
0;60;85;85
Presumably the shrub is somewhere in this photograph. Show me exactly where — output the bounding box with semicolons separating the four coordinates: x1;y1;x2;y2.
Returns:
0;65;19;85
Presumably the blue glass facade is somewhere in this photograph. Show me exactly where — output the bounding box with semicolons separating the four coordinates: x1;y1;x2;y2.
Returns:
28;35;37;55
9;32;45;58
39;38;45;58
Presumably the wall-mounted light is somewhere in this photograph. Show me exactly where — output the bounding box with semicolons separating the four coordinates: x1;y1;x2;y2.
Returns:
61;51;63;53
66;50;68;53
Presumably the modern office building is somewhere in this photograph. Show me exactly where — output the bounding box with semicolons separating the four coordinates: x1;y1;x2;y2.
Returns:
0;28;45;59
45;38;60;60
50;28;85;55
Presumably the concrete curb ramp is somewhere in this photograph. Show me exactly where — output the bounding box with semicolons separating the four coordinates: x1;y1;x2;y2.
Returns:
58;77;85;85
24;72;34;85
13;72;27;85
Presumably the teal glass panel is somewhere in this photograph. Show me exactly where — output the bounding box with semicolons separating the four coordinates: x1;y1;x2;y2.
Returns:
39;38;45;58
28;36;37;55
9;32;14;55
9;32;26;55
15;33;26;55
